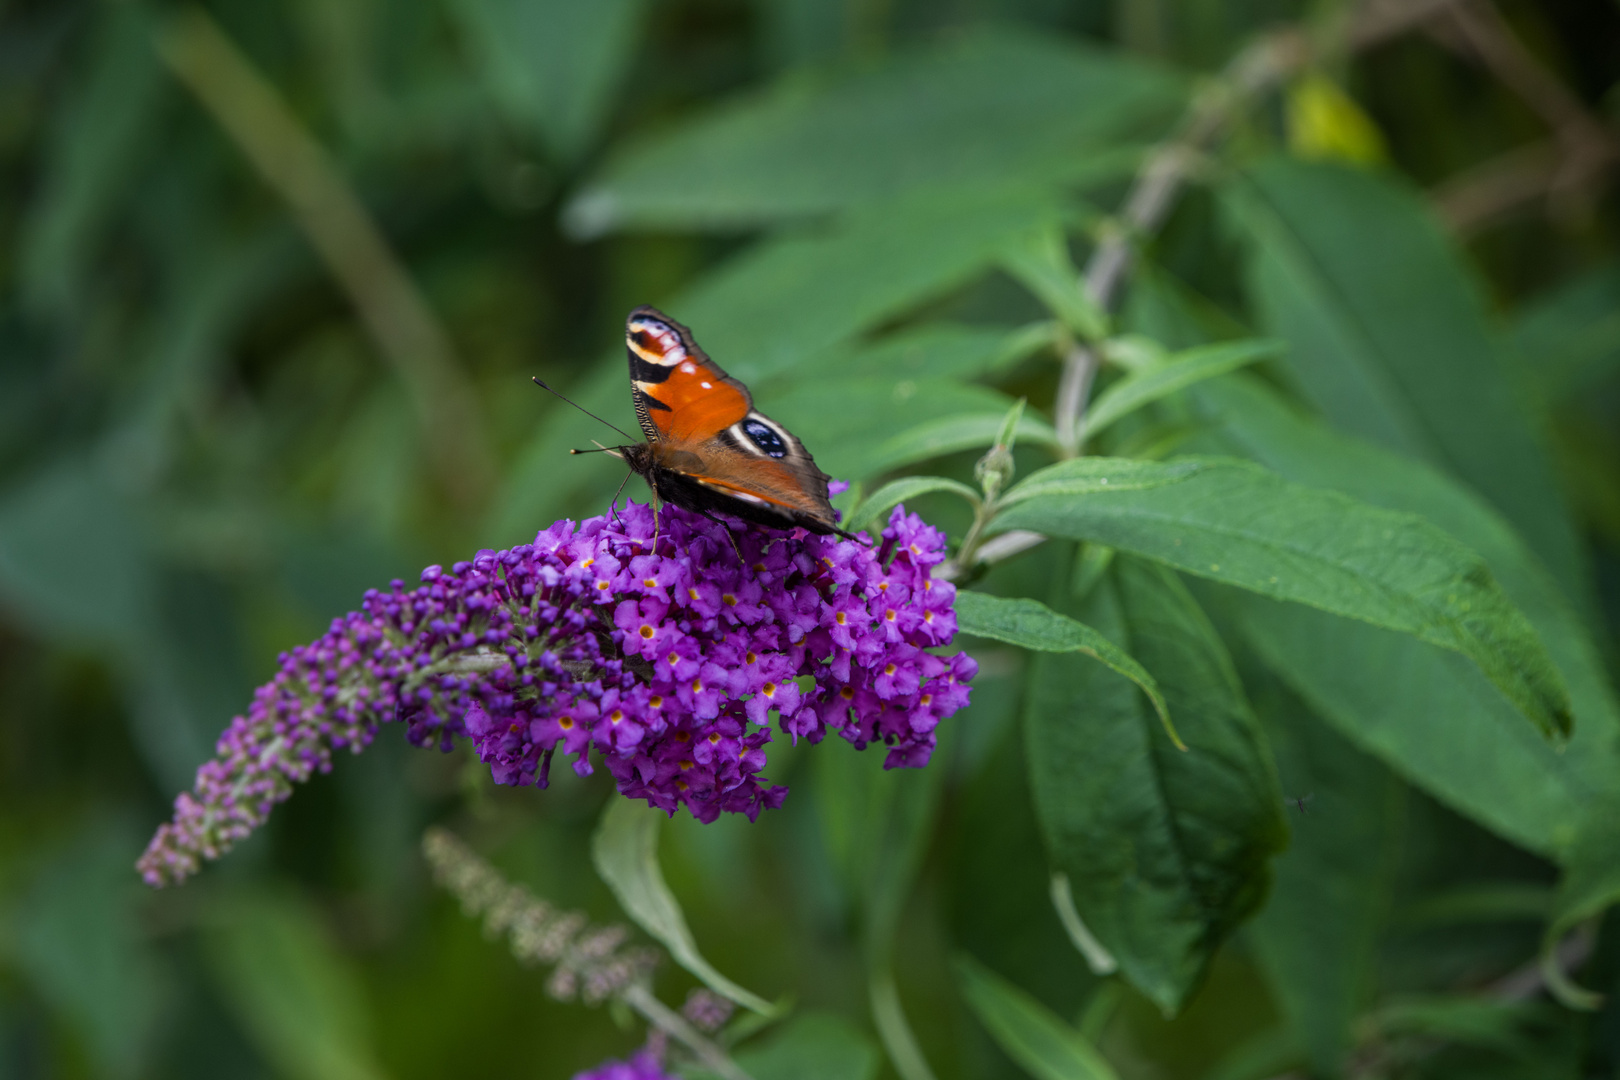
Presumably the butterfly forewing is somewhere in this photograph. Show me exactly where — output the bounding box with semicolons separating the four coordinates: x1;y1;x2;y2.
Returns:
625;307;751;444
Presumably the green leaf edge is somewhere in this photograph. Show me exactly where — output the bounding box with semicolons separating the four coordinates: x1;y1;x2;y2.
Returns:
954;590;1183;750
1083;338;1283;439
591;799;780;1016
954;952;1121;1080
845;476;981;537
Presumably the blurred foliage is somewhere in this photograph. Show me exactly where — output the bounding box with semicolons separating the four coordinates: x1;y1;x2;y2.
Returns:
0;0;1618;1077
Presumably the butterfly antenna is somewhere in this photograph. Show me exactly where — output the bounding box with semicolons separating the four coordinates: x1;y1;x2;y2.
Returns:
570;440;626;459
532;377;638;441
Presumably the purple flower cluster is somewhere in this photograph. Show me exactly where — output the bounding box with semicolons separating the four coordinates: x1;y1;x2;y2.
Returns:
572;1050;676;1080
137;499;974;887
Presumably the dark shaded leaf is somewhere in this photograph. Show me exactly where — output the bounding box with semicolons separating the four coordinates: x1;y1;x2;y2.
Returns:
448;0;647;160
6;819;168;1079
955;954;1119;1080
1510;260;1620;401
1023;560;1285;1013
1249;681;1404;1076
204;895;390;1080
20;4;166;313
0;455;152;643
693;1013;880;1080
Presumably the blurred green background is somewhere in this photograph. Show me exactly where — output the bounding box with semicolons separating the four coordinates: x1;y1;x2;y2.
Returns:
0;0;1618;1077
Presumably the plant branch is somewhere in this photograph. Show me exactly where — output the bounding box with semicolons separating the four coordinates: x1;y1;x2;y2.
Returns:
983;0;1482;563
1424;0;1620;233
1054;26;1324;458
1051;0;1473;459
154;8;495;508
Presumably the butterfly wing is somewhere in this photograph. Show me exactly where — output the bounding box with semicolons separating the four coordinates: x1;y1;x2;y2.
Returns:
624;306;840;534
625;306;751;444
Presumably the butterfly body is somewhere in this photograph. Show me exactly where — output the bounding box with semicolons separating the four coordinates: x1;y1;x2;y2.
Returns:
616;306;850;538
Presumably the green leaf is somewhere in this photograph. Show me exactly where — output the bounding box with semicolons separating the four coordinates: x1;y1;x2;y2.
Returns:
1540;795;1620;1010
6;820;167;1079
1509;259;1620;401
1082;338;1280;440
814;731;948;1080
565;29;1182;232
1235;598;1581;857
991;456;1573;740
0;454;153;643
1248;681;1405;1076
993;397;1029;454
1022;561;1286;1013
866;411;1060;480
1188;374;1620;858
447;0;647;160
1368;995;1537;1053
765;376;1049;481
1227;157;1585;603
955;954;1119;1080
1000;225;1108;340
591;798;776;1015
673;189;1073;386
791;322;1058;386
844;476;979;538
954;590;1174;746
204;895;390;1080
688;1013;881;1080
20;3;166;314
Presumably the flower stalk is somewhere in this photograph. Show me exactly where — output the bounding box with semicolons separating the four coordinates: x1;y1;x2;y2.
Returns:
422;827;753;1080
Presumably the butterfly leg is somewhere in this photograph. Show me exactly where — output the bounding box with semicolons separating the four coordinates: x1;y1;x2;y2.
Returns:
692;507;746;565
606;470;633;530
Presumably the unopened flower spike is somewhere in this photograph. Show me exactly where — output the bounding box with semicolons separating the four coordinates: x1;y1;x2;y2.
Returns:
138;498;975;887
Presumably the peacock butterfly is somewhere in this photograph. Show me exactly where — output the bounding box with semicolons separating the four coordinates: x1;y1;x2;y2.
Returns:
541;306;854;538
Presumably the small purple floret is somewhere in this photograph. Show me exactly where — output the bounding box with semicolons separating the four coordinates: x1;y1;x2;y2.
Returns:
137;501;974;887
572;1050;678;1080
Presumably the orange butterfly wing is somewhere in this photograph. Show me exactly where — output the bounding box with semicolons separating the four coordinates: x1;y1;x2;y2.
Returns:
625;306;751;444
623;306;841;534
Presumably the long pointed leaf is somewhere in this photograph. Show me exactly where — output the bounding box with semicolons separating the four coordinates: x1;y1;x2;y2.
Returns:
991;457;1572;740
955;954;1119;1080
955;590;1176;746
592;799;775;1015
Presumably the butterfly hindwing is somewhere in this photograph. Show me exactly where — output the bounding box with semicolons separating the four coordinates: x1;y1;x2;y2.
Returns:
622;306;841;535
